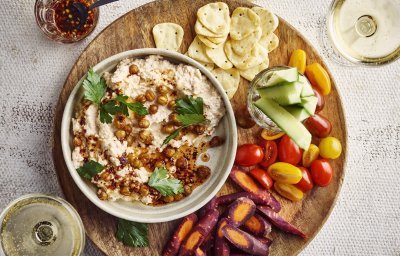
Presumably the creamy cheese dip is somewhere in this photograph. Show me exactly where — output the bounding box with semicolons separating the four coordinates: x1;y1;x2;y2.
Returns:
71;55;225;205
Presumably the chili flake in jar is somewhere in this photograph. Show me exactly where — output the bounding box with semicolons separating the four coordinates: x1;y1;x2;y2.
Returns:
52;0;98;41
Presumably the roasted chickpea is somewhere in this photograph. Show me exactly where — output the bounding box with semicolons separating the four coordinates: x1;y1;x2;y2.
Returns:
129;64;139;75
123;125;132;134
115;130;126;140
73;137;82;147
132;159;142;168
193;124;206;135
162;124;175;134
145;90;155;101
157;85;169;95
163;147;176;158
138;118;150;128
139;185;150;196
122;179;132;187
139;154;150;164
120;186;131;196
100;171;112;181
163;195;175;203
130;182;140;192
174;193;184;201
114;114;126;129
167;100;176;110
169;113;181;125
155;160;165;168
157;95;168;105
136;94;146;104
126;136;135;146
184;185;192;196
197;166;211;179
97;189;108;200
176;157;188;169
127;153;135;164
209;136;224;147
139;130;152;144
148;104;158;115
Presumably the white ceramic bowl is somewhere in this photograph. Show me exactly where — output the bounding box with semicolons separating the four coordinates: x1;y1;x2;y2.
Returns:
61;49;237;223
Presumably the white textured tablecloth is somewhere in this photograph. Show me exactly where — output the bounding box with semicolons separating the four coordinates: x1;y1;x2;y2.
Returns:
1;0;399;255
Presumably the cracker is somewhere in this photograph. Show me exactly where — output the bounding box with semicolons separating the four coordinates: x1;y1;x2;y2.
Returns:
225;40;268;69
230;7;260;40
231;27;262;56
152;23;184;51
195;20;225;37
197;2;230;35
187;36;212;63
205;42;233;70
196;60;215;71
212;68;240;99
259;33;279;52
198;35;220;49
238;60;269;81
251;7;279;35
208;35;227;44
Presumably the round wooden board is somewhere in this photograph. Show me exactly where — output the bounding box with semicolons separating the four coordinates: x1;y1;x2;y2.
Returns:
52;0;347;255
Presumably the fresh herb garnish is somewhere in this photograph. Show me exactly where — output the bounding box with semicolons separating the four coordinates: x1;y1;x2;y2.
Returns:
82;69;148;124
161;96;206;146
82;69;107;106
76;160;105;179
148;167;184;196
116;219;149;247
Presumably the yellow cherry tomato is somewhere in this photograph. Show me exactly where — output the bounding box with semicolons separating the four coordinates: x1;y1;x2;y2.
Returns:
288;49;307;74
274;182;304;202
305;63;331;95
319;137;342;159
267;162;302;184
260;129;285;141
302;144;320;167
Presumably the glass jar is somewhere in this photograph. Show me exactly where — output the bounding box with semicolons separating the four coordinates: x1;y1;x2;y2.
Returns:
35;0;99;43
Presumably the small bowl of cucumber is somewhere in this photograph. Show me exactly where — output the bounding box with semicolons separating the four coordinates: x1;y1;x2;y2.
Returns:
248;66;317;150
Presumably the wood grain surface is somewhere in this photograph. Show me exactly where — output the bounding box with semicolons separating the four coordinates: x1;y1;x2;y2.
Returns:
52;0;347;255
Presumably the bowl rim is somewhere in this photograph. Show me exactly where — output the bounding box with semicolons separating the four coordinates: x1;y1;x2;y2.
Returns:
60;48;237;223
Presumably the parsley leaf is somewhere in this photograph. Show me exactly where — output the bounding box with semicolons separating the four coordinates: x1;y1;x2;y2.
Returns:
177;114;205;126
148;167;184;196
161;129;181;147
116;219;148;247
82;69;107;105
76;160;105;179
161;95;206;146
115;95;148;116
175;96;204;115
99;96;148;124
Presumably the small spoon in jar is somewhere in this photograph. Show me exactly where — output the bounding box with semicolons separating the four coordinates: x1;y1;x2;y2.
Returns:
72;0;119;29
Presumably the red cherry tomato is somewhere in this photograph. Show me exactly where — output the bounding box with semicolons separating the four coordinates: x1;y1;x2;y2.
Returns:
259;140;278;168
249;168;274;190
278;135;302;165
310;159;333;187
235;144;264;166
304;114;332;138
313;88;325;113
295;167;314;192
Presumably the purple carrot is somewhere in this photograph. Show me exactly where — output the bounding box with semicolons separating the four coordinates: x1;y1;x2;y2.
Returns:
217;191;281;212
257;206;307;239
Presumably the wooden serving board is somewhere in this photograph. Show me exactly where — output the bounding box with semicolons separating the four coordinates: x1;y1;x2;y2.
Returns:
52;0;347;255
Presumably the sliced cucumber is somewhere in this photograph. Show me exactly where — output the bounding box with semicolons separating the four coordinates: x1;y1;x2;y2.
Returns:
263;67;299;87
298;96;318;115
284;106;311;121
299;75;315;97
257;81;302;106
254;97;311;150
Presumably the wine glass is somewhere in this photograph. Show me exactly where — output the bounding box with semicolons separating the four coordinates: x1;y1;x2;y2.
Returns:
0;194;85;256
321;0;400;66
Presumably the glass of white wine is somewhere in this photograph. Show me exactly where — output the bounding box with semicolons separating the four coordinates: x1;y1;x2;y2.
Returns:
0;194;85;256
321;0;400;66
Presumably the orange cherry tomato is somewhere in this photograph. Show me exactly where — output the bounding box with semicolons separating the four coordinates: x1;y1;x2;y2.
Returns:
295;167;314;192
305;63;331;96
310;159;333;187
259;140;278;168
260;129;285;140
235;144;264;166
278;135;302;165
249;168;274;190
304;114;332;138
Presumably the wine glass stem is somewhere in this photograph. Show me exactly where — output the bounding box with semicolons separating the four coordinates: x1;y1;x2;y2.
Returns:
33;221;57;246
355;15;377;37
